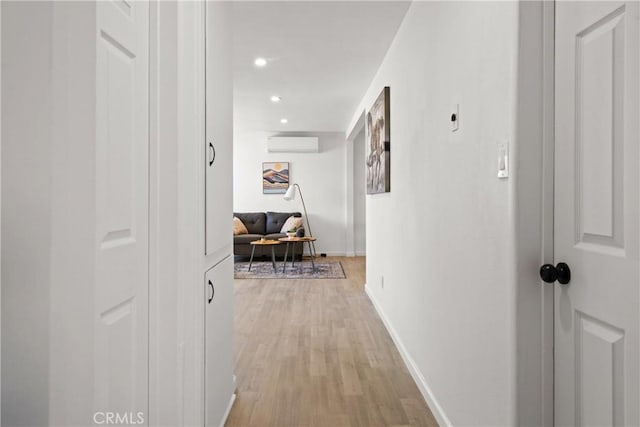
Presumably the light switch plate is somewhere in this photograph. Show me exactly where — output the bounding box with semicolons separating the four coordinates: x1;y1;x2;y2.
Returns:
451;104;459;132
497;140;509;179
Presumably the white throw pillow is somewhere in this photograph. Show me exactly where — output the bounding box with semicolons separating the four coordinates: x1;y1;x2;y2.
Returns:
280;216;303;233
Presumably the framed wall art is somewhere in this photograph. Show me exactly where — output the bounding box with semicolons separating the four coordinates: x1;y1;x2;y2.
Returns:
366;86;390;194
262;162;289;194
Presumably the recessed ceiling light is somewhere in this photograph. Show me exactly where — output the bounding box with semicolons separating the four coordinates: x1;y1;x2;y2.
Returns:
254;57;267;67
270;95;281;103
280;118;288;124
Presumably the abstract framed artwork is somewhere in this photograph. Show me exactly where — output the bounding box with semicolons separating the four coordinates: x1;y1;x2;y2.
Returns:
262;162;289;194
366;86;390;194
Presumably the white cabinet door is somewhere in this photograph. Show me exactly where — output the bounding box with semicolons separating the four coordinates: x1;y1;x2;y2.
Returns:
554;2;639;425
95;0;149;419
205;1;233;258
205;256;235;426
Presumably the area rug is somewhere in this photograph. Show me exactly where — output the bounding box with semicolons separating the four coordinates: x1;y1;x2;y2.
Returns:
234;261;346;279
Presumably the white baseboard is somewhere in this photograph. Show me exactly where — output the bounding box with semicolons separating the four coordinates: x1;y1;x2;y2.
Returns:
364;284;452;427
219;392;236;427
345;251;366;257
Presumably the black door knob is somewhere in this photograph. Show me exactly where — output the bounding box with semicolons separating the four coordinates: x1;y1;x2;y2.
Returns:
539;262;571;285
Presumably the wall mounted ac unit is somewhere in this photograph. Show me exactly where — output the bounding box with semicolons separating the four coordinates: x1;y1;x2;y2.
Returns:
267;136;319;153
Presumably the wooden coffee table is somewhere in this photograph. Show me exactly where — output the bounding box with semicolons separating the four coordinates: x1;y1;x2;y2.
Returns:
249;239;282;272
278;236;317;273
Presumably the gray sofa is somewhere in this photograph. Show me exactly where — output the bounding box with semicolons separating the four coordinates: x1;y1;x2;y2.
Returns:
234;211;304;259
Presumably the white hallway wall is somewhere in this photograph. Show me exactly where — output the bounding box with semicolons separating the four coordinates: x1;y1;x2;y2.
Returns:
347;2;548;425
233;131;348;256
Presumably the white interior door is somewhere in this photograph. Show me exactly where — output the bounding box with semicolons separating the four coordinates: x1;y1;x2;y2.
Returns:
554;1;639;425
95;0;149;418
205;1;233;259
205;256;234;426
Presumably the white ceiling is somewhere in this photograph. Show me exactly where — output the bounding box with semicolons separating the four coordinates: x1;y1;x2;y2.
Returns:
232;1;410;133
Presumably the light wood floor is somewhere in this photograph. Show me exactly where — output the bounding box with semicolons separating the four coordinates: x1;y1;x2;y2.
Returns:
226;256;438;427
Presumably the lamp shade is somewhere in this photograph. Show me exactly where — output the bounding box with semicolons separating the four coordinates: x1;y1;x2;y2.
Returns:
283;184;296;201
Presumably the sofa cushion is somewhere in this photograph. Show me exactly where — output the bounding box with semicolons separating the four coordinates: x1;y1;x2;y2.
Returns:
266;211;301;234
233;234;263;245
234;212;266;234
264;233;286;241
280;216;304;233
233;217;249;235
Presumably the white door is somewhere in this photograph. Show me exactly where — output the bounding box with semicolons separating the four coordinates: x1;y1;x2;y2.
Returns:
205;256;235;426
205;0;233;259
95;0;149;418
554;1;639;425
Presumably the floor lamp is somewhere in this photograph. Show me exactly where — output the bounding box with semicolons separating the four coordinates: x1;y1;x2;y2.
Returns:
283;183;317;257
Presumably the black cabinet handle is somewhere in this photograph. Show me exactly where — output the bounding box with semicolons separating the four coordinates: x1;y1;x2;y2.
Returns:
208;280;215;304
208;142;216;167
539;262;571;285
